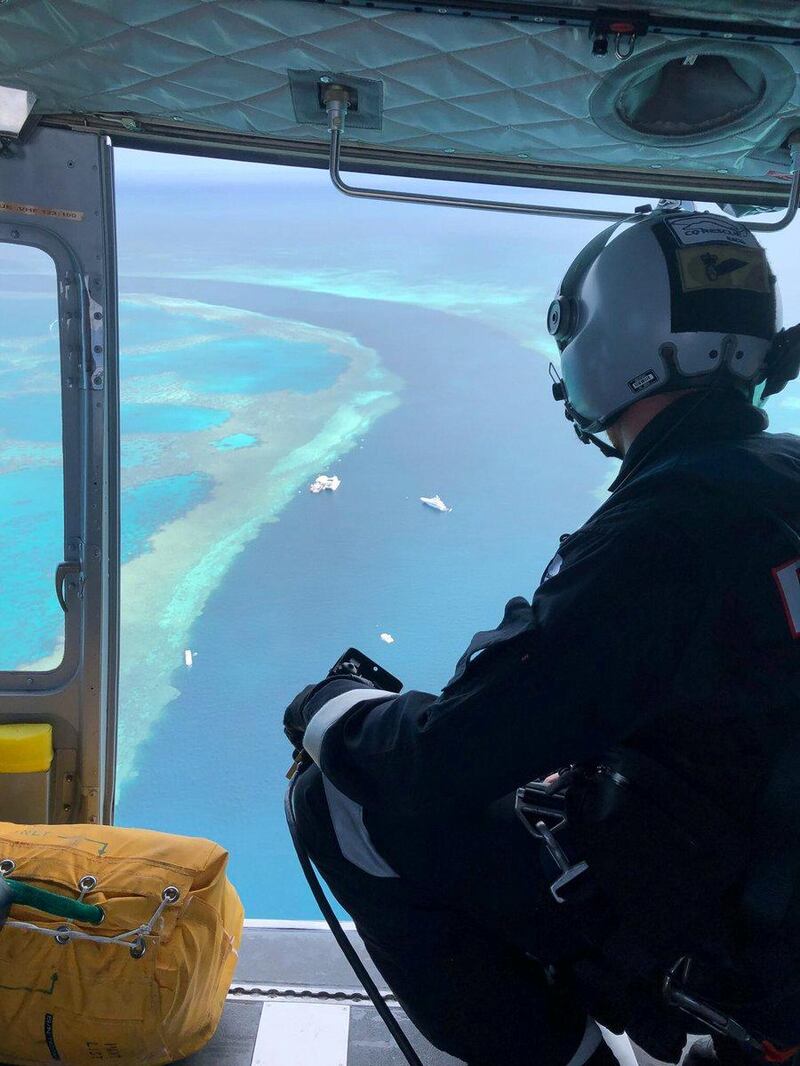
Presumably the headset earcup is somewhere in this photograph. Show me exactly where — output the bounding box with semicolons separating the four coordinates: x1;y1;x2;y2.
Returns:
547;296;574;343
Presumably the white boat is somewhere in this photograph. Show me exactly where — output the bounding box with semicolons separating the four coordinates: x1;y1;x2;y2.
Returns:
379;633;395;644
183;649;193;668
420;494;451;513
309;474;341;494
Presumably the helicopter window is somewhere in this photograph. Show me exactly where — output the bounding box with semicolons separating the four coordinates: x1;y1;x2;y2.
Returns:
0;242;65;672
110;148;799;917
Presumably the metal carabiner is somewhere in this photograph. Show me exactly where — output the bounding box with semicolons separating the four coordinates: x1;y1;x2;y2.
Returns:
615;32;637;61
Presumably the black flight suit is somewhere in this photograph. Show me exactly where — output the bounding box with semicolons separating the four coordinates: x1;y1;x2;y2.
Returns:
290;391;800;1066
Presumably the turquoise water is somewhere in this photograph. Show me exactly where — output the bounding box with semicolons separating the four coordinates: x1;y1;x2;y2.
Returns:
120;301;345;395
0;289;347;676
122;474;213;563
0;395;62;442
214;433;258;450
122;403;229;435
0;466;64;668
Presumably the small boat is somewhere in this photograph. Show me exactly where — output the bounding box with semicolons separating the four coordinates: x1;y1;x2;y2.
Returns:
379;633;395;645
184;649;193;668
420;494;451;513
309;474;341;494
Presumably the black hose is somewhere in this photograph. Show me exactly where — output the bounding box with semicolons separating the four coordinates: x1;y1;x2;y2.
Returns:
285;769;426;1066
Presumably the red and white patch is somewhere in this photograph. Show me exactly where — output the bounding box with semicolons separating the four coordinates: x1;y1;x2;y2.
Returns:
773;557;800;639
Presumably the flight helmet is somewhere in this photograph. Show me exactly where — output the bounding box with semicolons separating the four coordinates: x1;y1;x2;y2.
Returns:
547;208;799;446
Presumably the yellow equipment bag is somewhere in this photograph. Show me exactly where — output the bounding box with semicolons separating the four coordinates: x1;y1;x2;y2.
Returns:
0;821;244;1065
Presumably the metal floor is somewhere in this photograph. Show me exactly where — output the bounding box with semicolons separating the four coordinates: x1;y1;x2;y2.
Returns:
180;922;695;1066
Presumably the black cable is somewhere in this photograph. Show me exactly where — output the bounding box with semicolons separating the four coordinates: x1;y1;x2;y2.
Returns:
285;769;426;1066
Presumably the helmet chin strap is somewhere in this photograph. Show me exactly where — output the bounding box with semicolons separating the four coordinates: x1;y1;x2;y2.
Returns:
549;362;623;460
572;423;623;460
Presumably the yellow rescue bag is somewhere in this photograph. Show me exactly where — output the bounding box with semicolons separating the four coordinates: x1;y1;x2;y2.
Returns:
0;821;244;1065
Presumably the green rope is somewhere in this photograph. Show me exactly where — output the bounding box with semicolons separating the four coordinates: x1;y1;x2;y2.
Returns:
2;877;104;926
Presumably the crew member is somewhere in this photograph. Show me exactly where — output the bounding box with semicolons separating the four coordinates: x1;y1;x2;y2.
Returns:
285;208;800;1066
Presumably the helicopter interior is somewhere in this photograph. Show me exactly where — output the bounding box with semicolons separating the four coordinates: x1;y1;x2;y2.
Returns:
0;1;799;1064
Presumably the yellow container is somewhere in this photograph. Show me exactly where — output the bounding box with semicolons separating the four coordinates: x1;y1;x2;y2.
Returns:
0;820;244;1065
0;723;53;774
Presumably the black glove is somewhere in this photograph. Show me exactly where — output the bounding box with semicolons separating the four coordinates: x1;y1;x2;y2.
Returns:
283;675;375;753
283;684;318;751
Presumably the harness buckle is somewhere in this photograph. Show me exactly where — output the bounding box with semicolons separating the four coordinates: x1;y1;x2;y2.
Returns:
515;772;591;904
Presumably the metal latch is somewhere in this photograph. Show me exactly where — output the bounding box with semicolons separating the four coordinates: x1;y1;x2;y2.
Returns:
55;561;83;613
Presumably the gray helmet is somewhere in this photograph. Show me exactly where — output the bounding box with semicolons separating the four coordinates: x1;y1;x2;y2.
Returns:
547;208;793;440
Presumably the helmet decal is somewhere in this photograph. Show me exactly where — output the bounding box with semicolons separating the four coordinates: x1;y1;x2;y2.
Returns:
653;221;776;340
663;213;757;248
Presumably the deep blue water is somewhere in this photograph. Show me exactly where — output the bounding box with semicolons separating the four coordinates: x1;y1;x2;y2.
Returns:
115;285;604;918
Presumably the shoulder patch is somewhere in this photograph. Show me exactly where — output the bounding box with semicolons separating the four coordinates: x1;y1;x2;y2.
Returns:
773;557;800;639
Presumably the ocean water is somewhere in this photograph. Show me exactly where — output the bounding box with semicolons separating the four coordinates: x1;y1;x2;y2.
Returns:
122;474;213;563
0;466;65;668
122;402;229;435
120;297;345;395
0;286;350;678
113;286;603;918
214;434;258;451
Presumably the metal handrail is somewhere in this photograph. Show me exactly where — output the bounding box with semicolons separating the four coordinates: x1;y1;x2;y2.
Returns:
325;85;800;233
328;126;632;223
742;142;800;233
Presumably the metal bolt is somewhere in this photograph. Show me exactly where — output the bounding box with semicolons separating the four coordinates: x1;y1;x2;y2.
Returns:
63;804;72;814
736;350;744;360
709;349;719;359
65;774;74;784
66;160;74;168
93;311;102;320
93;547;101;558
10;229;19;239
93;345;102;353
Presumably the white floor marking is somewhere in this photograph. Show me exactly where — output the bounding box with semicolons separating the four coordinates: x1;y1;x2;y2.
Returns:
600;1026;639;1066
251;1001;351;1066
244;918;357;931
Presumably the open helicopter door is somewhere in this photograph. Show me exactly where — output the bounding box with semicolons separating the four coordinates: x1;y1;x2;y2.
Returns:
0;122;119;827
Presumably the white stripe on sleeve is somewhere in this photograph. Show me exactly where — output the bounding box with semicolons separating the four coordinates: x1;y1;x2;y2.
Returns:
304;687;396;765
